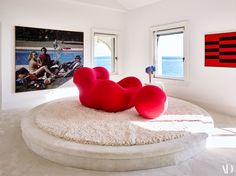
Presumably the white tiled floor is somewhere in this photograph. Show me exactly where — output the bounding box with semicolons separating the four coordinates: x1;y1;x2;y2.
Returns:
0;109;236;176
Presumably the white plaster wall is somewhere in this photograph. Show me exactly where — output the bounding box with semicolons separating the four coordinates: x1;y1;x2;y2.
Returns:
0;0;125;110
123;0;236;116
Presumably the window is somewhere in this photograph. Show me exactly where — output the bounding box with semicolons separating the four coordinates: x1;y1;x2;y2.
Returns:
93;32;118;73
152;22;187;80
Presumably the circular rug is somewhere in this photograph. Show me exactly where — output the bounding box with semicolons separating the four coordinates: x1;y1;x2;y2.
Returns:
32;96;213;146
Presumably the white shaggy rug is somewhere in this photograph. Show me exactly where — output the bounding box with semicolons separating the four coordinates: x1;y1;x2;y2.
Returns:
33;97;213;146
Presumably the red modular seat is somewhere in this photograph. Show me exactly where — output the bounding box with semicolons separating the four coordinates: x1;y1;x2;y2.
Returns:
135;85;167;119
73;67;167;118
73;67;142;112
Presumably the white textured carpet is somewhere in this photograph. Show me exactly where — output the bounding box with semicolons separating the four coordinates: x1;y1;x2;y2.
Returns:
33;97;212;146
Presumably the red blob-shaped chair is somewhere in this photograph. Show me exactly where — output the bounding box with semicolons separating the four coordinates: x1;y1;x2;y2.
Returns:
73;67;142;112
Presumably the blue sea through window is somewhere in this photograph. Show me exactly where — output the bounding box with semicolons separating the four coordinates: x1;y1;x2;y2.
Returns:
162;56;183;77
94;56;112;73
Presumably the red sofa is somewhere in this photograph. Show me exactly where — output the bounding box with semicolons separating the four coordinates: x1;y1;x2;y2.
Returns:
73;67;167;118
73;67;142;112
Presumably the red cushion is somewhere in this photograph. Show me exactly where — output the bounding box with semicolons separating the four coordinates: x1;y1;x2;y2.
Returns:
73;67;142;112
135;85;167;119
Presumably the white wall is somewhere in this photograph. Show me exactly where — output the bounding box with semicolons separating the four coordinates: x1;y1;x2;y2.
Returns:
1;0;236;116
0;0;125;110
123;0;236;116
0;22;2;110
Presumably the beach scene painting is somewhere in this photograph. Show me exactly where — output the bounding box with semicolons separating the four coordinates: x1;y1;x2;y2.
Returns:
15;26;84;93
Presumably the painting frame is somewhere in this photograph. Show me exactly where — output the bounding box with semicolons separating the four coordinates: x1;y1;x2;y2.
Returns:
15;25;84;93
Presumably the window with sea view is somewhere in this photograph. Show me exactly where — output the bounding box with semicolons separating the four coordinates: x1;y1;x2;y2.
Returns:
94;42;112;72
93;32;118;73
157;33;184;78
152;22;187;80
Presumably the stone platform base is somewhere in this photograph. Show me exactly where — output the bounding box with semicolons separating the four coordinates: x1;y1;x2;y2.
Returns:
21;96;212;171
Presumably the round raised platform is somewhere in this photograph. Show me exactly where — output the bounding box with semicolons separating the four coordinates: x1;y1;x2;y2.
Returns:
21;96;213;171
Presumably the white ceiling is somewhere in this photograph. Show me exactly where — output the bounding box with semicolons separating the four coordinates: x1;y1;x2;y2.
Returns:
68;0;162;11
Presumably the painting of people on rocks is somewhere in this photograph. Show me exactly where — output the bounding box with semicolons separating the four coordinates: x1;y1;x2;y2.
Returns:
15;26;84;93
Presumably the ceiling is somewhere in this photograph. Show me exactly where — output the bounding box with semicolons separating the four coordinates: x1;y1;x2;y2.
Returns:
68;0;162;11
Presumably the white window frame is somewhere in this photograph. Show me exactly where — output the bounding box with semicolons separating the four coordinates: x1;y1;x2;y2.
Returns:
91;29;119;74
151;21;189;83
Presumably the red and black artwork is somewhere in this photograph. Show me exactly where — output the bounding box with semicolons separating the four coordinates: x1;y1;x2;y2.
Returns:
205;31;236;67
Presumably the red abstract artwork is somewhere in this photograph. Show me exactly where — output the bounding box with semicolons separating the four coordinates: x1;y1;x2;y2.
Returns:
205;31;236;67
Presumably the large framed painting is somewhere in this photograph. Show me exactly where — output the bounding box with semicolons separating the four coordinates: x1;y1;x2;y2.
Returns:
15;26;84;93
205;31;236;67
